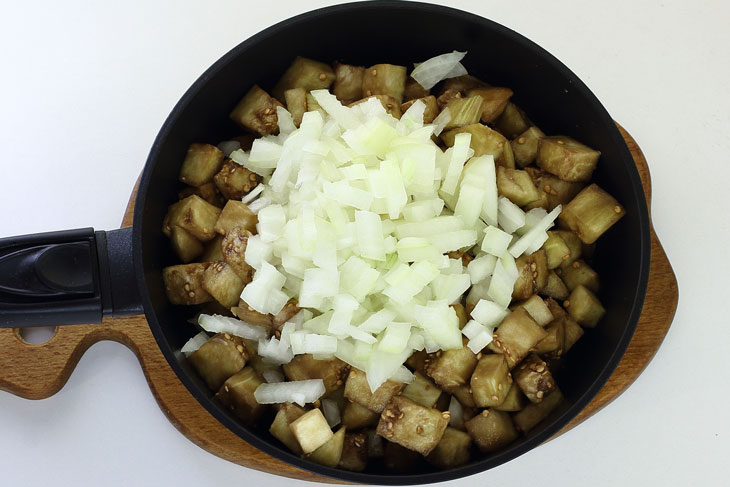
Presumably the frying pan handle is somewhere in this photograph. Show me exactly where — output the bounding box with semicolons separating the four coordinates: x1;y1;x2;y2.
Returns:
0;227;142;328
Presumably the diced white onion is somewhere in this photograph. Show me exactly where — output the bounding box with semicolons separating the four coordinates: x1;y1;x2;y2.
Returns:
411;51;468;90
180;331;209;357
253;379;325;407
197;314;268;340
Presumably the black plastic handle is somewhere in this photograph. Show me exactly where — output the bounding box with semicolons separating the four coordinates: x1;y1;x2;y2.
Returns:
0;227;143;328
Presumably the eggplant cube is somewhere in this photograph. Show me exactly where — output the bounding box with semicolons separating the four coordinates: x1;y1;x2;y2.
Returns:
541;270;569;300
403;76;430;101
162;262;212;305
344;368;404;413
221;226;253;281
494;384;527;412
272;56;336;102
342;402;379;430
215;367;266;424
497;166;541;206
402;372;442;408
426;427;472;469
443;95;484;130
213;159;260;201
284;354;350;395
333;63;365;104
229;85;283;136
339;432;368;472
513;354;556;403
179;143;224;187
442;123;513;168
362;63;407;103
465;409;518;453
513;388;564;433
567;285;606;327
511;126;545;167
494;102;530;139
214;200;258;236
165;195;221;242
537;136;600;182
400;95;439;123
425;338;478;389
170;226;203;263
492;308;547;368
513;249;548;300
284;88;307;127
188;333;248;390
467;86;513;124
269;404;306;454
559;184;626;244
289;408;334;454
471;354;512;408
309;426;346;468
376;396;449;456
202;261;245;308
560;259;600;292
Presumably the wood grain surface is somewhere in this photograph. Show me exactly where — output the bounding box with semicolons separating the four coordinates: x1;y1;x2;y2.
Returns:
0;125;678;482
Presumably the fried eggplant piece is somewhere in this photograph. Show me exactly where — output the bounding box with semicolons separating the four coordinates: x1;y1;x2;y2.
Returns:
202;261;245;308
213;159;260;200
284;354;350;394
376;396;449;456
537;136;600;182
513;249;549;300
566;284;605;327
471;354;512;408
362;63;407;103
272;56;335;102
220;226;253;281
513;388;564;433
215;367;267;424
491;308;547;368
229;85;283;136
170;226;203;263
339;432;368;472
162;262;212;305
442;123;514;168
179;143;224;187
214;200;257;236
290;408;334;454
465;409;518;453
400;95;439;123
493;102;530;139
425;337;478;389
333;63;365;104
513;354;556;403
344;368;404;413
188;333;248;390
559;184;626;244
164;195;221;242
284;87;306;127
309;426;346;468
402;372;442;408
342;402;380;430
426;427;472;469
496;166;541;206
467;86;513;123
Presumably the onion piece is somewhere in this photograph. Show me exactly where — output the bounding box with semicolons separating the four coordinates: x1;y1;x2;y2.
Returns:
411;51;468;90
241;183;265;204
197;314;268;340
180;332;209;357
253;379;325;407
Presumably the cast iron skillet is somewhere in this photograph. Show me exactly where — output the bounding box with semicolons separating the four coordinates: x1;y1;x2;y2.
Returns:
0;2;650;484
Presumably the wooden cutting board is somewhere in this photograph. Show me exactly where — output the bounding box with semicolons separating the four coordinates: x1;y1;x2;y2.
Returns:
0;124;678;483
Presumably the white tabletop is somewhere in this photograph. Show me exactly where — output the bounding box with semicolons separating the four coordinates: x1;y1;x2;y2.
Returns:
1;1;728;486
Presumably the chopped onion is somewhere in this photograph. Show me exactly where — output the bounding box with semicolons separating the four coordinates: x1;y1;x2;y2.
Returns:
253;379;325;407
197;314;268;340
481;225;513;256
411;51;468;90
241;183;265;204
449;395;465;429
217;140;241;157
262;369;285;383
180;331;209;357
471;299;509;328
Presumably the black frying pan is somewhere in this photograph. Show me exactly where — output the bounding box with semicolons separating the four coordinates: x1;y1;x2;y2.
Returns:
0;2;650;484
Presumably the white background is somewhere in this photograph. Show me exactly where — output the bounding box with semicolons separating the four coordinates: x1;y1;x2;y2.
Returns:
1;1;728;486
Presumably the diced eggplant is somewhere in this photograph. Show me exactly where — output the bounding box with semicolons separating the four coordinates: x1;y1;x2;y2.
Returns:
405;350;429;375
491;308;547;368
537;136;600;182
170;226;203;263
452;303;468;329
559;184;626;244
515;295;553;327
467;86;513;123
465;409;518;453
533;318;565;357
425;337;478;389
178;182;226;208
563;314;585;352
214;200;258;236
443;95;484;130
333;63;365;104
229;85;283;136
200;234;224;263
178;143;224;187
290;408;334;454
342;401;380;430
270;404;306;454
272;299;301;330
344;368;404;413
513;249;548;300
349;95;402;119
496;166;541;206
513;388;564;433
426;427;472;469
232;300;272;327
436;89;462;110
188;333;248;390
339;432;368;472
552;230;582;267
566;285;605;327
560;259;600;292
213;159;260;201
284;88;306;127
525;167;585;210
215;367;267;424
444;384;477;409
400;95;439;123
441;75;488;94
441;123;514;168
510;126;545;167
306;92;325;116
541;231;571;269
376;396;449;456
221;226;254;281
309;426;346;468
383;441;423;472
513;354;556;403
470;354;512;408
162;262;212;305
494;384;527;412
202;261;245;308
284;354;350;394
402;372;442;408
165;195;221;242
272;56;336;101
403;76;430;101
362;64;407;103
494;102;530;139
541;270;570;300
